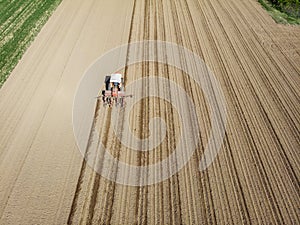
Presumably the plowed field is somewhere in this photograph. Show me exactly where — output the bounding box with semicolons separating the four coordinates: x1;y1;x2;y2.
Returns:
0;0;299;224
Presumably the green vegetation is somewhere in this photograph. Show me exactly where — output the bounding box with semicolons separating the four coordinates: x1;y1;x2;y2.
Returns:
258;0;300;24
0;0;62;88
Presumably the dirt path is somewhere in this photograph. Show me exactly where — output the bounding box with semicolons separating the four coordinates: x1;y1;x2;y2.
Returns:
0;0;299;224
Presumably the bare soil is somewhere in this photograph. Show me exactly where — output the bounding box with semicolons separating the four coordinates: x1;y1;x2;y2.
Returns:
0;0;299;224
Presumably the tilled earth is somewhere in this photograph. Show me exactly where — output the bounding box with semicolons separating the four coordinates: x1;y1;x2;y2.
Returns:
0;0;299;224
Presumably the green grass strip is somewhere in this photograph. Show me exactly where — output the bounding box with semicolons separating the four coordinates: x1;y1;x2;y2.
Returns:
0;0;62;88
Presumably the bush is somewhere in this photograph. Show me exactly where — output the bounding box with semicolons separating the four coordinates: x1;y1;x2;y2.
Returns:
267;0;300;18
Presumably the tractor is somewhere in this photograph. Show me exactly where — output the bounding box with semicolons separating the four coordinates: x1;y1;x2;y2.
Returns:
97;73;132;107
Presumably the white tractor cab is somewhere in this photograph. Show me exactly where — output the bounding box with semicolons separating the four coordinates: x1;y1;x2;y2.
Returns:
99;73;132;107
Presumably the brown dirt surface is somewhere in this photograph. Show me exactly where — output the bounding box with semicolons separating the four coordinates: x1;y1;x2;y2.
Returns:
0;0;299;224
